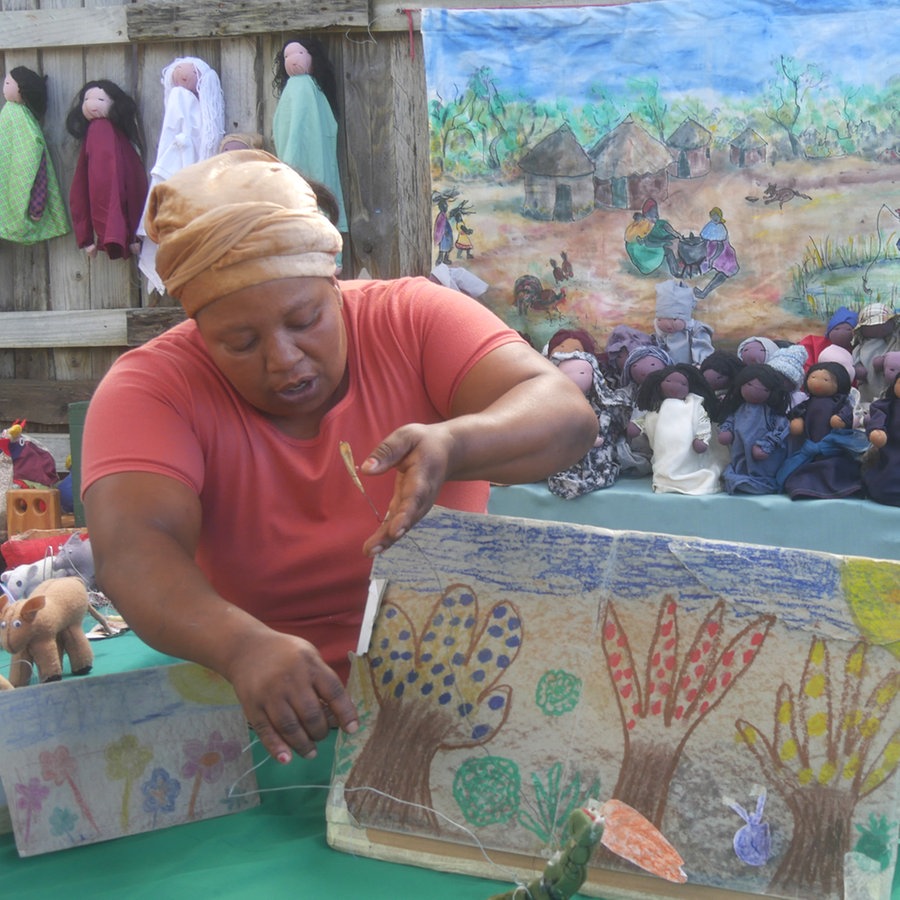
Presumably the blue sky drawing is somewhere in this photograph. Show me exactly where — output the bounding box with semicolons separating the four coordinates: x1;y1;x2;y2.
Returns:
423;0;892;107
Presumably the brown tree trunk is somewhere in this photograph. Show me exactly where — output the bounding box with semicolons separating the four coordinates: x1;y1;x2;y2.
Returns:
343;700;456;833
770;786;855;898
610;737;682;827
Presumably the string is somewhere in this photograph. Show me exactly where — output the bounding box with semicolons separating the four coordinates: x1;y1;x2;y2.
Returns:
226;737;529;888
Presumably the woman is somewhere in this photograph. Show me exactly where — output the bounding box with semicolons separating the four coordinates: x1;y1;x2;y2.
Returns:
82;150;597;766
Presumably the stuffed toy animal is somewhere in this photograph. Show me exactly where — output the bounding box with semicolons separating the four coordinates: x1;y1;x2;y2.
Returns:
0;576;93;686
0;66;70;244
50;532;97;589
1;557;54;600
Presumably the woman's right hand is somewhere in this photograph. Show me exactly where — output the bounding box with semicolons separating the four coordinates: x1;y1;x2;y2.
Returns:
224;628;359;763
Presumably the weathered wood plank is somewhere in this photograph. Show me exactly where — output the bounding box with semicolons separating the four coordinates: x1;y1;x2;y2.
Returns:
0;379;98;427
125;0;368;41
125;306;186;345
0;311;128;348
0;6;127;50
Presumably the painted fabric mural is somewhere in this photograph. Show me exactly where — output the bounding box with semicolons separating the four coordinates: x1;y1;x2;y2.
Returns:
422;0;900;352
328;507;900;900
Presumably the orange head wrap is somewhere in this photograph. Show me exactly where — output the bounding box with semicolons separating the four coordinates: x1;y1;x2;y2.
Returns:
144;149;342;316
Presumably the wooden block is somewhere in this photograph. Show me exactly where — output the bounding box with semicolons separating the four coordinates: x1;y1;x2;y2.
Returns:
6;489;62;536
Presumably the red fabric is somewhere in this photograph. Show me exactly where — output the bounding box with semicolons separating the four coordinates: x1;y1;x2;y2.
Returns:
82;277;523;680
1;532;82;569
69;118;148;259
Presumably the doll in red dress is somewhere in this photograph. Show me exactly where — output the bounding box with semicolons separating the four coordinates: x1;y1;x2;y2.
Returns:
65;80;148;259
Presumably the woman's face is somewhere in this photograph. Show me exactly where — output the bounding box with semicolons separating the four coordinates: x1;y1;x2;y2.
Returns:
82;87;112;120
196;276;348;437
2;73;21;104
284;42;313;77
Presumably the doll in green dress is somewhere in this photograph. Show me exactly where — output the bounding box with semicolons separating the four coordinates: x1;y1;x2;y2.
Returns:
0;66;69;244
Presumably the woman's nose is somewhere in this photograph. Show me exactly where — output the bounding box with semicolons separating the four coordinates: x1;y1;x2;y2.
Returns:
264;332;305;372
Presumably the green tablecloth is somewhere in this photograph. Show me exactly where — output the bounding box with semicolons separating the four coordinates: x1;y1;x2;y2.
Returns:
3;632;899;900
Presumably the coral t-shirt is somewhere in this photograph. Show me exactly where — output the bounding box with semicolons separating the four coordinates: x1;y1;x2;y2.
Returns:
82;277;522;679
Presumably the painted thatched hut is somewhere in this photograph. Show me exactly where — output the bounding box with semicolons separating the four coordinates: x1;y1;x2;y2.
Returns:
588;116;674;210
518;124;595;221
730;127;767;167
666;118;711;178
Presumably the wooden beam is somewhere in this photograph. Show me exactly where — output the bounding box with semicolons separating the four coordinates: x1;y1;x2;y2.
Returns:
0;6;127;50
0;311;127;349
125;0;369;41
125;307;186;346
0;379;98;427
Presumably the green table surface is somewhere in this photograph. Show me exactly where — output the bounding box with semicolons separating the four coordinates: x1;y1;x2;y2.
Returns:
3;631;899;900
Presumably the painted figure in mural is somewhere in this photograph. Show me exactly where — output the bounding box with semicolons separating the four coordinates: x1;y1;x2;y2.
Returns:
624;198;682;276
0;67;70;244
449;199;475;260
694;206;740;299
432;192;454;265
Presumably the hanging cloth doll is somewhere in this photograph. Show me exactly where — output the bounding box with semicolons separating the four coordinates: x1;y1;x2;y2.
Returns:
138;57;224;294
0;67;69;244
272;37;347;234
65;80;148;260
546;350;631;499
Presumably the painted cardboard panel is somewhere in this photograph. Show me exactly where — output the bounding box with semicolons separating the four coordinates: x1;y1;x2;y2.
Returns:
327;508;900;900
0;663;258;856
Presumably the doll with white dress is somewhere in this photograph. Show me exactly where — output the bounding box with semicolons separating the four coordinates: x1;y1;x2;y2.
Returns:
273;37;347;235
718;364;791;495
65;80;147;259
0;67;69;244
139;57;224;294
631;364;724;494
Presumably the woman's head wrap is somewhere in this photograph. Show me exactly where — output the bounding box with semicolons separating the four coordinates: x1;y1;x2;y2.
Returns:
144;150;342;316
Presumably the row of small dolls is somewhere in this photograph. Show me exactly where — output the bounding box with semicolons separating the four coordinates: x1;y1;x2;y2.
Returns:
540;303;900;506
0;37;346;291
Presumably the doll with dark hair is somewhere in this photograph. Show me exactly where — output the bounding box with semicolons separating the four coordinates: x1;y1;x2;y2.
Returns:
862;371;900;506
546;351;631;498
699;350;744;420
272;36;347;235
776;362;869;499
0;67;69;243
65;80;147;259
631;363;724;494
546;327;598;358
717;364;791;495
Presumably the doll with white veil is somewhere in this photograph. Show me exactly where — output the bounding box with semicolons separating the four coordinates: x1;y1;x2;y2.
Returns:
138;57;224;295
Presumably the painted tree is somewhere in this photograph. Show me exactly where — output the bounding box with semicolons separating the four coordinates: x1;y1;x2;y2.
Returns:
736;638;900;898
764;54;825;158
602;595;775;827
344;583;522;832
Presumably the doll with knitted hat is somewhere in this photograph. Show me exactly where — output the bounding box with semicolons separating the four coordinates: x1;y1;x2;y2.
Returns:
777;362;869;499
546;351;631;498
767;343;808;409
797;306;857;374
852;303;900;403
653;279;714;366
139;57;225;295
0;67;70;244
631;363;725;494
717;364;791;495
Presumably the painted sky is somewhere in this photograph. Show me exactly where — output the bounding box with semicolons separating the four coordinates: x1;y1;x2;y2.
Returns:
422;0;893;107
